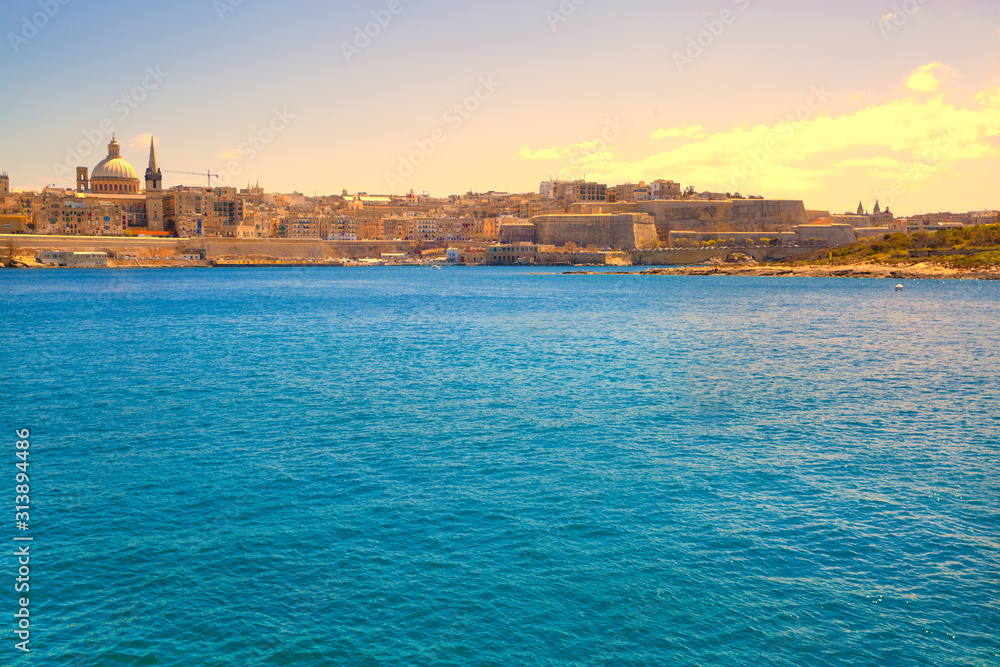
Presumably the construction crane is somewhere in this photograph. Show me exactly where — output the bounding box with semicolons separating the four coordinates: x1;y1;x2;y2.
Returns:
163;170;220;188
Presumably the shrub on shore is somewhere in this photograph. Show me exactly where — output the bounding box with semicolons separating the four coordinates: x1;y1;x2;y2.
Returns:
780;224;1000;268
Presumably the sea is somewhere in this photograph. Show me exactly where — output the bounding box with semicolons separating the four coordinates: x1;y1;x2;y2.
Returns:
1;267;998;666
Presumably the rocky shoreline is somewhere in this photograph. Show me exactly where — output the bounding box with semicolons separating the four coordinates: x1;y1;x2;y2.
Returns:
562;262;1000;281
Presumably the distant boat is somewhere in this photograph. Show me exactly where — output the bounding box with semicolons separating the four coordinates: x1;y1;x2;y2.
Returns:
895;284;904;291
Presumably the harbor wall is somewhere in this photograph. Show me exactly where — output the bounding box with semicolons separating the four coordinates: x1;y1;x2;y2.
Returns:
1;235;416;260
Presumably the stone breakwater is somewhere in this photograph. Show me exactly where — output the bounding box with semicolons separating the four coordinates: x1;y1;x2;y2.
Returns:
561;262;1000;281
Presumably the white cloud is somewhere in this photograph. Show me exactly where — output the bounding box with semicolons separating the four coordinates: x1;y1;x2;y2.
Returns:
906;62;955;93
216;149;243;160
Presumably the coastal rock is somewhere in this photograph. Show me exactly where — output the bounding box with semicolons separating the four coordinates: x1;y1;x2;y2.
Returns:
726;252;758;265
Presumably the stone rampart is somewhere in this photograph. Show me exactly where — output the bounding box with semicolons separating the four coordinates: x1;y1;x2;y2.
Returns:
532;213;658;250
636;199;810;238
1;235;417;261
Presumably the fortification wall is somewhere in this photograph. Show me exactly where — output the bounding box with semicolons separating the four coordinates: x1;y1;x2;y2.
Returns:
207;240;416;260
533;214;657;250
635;199;810;238
1;234;189;253
206;240;324;259
323;241;415;259
792;224;856;246
1;235;417;261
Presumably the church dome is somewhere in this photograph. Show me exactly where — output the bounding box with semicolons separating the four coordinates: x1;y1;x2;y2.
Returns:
89;136;141;194
92;156;139;181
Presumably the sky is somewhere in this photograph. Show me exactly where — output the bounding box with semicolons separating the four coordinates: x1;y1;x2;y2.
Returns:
1;0;999;215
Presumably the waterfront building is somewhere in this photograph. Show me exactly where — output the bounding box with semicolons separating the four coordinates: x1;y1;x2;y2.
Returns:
486;243;539;265
36;250;109;267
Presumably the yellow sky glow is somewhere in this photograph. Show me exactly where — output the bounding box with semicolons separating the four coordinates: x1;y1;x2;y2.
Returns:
519;64;1000;211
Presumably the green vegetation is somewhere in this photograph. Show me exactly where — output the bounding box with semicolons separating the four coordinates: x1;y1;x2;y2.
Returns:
785;225;1000;269
944;251;1000;269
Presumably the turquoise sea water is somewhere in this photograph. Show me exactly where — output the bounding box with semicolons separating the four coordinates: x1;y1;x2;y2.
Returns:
2;268;999;666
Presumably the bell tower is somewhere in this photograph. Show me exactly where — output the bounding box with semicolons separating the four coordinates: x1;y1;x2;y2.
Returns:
0;172;9;195
76;168;89;192
145;136;164;231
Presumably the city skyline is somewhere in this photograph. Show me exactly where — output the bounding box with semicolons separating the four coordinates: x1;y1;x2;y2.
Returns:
2;0;999;215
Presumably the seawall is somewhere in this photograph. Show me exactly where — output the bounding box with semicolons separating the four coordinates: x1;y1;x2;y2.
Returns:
1;235;416;260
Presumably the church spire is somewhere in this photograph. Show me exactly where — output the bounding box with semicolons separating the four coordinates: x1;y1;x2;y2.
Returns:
145;135;162;192
148;136;158;172
857;201;865;215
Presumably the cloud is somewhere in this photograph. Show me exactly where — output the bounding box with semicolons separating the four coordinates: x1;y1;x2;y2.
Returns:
128;133;153;150
650;124;706;139
519;146;560;160
563;88;1000;197
906;62;955;93
977;86;1000;108
216;149;243;160
881;13;895;22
